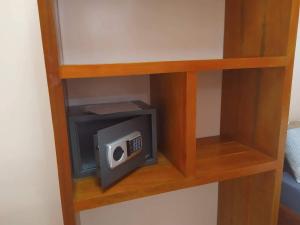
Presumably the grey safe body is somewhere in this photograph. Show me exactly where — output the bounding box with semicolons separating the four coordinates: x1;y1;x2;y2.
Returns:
68;101;157;189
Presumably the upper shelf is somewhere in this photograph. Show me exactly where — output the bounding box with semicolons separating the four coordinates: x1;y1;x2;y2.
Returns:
73;137;277;212
56;0;291;79
59;56;287;79
57;0;291;74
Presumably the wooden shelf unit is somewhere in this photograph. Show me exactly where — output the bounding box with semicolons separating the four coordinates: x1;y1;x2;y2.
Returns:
37;1;300;225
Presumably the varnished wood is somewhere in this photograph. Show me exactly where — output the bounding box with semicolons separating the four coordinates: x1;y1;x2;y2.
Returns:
37;0;300;223
185;72;197;175
73;137;277;212
273;2;300;224
37;0;76;225
221;0;295;154
150;72;197;176
224;0;292;58
219;1;300;225
278;205;300;225
59;57;287;79
218;171;279;225
277;0;300;164
196;138;277;183
221;68;285;157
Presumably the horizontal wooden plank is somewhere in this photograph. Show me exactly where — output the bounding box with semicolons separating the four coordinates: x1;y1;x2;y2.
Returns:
196;138;278;182
73;137;278;212
60;57;287;79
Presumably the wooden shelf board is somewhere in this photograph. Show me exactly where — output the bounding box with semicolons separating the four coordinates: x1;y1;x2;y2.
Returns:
60;57;287;79
196;137;278;183
73;137;277;212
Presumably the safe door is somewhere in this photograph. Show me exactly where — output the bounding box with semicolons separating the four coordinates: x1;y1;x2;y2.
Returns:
94;115;152;189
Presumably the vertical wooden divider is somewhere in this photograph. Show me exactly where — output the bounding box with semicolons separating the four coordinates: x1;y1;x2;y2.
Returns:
38;0;77;225
219;1;299;225
150;72;197;176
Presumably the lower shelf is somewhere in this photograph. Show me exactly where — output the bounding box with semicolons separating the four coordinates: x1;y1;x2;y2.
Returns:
73;137;277;212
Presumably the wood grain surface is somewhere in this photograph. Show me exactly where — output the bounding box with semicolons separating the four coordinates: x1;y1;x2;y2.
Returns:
219;1;300;225
73;137;277;212
59;57;287;79
150;72;197;176
37;0;76;224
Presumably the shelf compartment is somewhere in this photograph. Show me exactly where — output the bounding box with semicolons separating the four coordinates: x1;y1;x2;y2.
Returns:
73;136;277;212
59;57;287;79
196;137;277;183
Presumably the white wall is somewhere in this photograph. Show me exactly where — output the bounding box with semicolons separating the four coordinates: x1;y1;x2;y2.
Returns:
80;184;218;225
58;0;225;64
67;76;151;106
0;1;63;225
196;72;222;138
289;20;300;122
